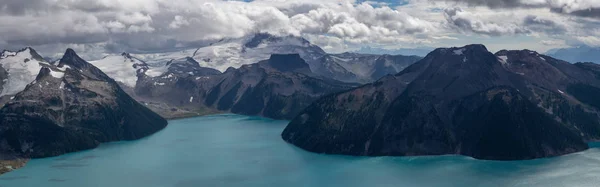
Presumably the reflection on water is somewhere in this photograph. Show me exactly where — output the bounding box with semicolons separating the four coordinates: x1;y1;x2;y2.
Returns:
1;114;599;187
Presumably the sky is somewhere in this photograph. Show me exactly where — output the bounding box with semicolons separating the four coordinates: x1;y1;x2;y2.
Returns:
0;0;599;59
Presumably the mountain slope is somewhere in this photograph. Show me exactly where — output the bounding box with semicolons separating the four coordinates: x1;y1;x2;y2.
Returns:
282;44;600;160
0;49;167;158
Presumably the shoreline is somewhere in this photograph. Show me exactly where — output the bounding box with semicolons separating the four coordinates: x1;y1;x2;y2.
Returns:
0;158;29;175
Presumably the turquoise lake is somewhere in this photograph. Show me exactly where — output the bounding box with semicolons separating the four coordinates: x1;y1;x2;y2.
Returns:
1;114;600;187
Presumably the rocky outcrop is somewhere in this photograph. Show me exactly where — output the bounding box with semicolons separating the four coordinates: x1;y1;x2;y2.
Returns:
282;44;600;160
0;49;167;159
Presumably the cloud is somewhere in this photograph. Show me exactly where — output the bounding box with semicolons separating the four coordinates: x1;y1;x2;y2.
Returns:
0;0;599;57
523;15;567;35
0;0;445;55
438;0;600;18
444;7;529;36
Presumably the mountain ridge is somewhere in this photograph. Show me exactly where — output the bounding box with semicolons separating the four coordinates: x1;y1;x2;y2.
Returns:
282;44;600;160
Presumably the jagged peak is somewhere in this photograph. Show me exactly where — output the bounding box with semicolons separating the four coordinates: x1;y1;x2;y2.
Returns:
58;48;89;69
121;52;132;58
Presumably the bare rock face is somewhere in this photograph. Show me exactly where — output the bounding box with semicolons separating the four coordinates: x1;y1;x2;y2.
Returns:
0;49;167;158
283;44;600;160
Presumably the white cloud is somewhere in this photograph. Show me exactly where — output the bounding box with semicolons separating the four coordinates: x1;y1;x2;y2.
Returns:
0;0;599;56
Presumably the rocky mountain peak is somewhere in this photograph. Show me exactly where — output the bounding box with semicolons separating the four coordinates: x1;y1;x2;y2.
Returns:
244;33;280;48
59;48;113;82
59;48;88;69
243;33;312;49
265;54;310;73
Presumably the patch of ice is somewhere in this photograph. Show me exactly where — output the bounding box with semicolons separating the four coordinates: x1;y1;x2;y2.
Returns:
453;48;465;55
516;72;525;75
539;56;546;61
50;70;65;78
498;56;508;65
189;96;194;103
558;89;564;94
59;81;65;89
153;82;165;86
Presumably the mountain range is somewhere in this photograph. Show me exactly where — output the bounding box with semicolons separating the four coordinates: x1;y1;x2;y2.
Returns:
546;46;600;64
1;32;600;174
85;33;420;118
283;44;600;160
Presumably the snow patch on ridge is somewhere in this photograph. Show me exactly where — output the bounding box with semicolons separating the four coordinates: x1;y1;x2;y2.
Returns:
498;56;508;65
453;48;465;55
50;70;64;78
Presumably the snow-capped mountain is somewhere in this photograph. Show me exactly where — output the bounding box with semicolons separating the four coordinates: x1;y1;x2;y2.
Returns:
133;33;326;73
129;33;419;84
0;47;50;97
0;48;166;159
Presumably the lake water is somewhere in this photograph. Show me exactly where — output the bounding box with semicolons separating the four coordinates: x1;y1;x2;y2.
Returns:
1;114;600;187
